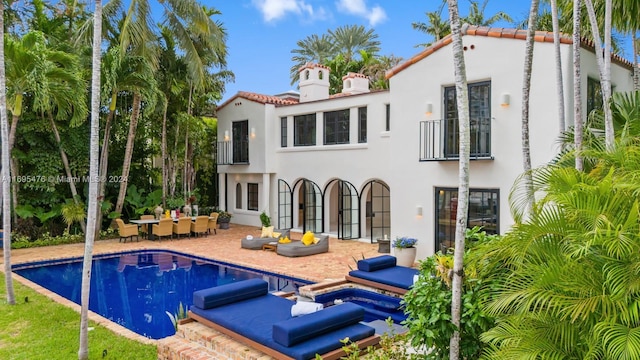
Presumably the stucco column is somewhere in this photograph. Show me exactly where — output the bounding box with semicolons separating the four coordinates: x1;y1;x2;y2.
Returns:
262;173;270;217
218;172;226;211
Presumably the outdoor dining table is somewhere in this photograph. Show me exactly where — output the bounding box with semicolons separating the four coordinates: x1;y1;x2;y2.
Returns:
129;217;212;240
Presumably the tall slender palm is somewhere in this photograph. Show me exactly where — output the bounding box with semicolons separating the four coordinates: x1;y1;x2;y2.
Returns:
289;33;337;85
412;1;450;47
328;25;381;64
78;2;101;358
446;1;471;357
550;0;566;132
0;0;16;307
463;0;513;26
573;0;584;171
520;0;540;218
113;0;227;216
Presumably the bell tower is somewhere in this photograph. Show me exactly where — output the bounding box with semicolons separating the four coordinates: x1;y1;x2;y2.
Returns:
298;63;330;103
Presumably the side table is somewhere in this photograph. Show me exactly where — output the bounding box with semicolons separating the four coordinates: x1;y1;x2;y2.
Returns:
262;242;278;251
377;239;390;253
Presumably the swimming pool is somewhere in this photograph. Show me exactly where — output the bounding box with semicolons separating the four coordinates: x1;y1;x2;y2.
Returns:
13;250;311;339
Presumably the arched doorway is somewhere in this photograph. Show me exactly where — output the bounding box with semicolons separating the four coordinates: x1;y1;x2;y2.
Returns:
277;179;292;229
324;179;360;240
292;179;323;233
361;180;390;243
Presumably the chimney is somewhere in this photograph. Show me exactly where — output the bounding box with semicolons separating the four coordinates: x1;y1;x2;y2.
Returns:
341;72;370;95
298;63;330;103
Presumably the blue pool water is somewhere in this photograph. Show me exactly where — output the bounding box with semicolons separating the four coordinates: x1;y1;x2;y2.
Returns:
13;250;311;339
314;288;407;324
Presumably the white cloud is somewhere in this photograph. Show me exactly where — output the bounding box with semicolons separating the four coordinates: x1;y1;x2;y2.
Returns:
252;0;315;22
336;0;387;26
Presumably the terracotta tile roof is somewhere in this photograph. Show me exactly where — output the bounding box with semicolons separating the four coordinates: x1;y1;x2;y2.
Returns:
217;91;299;111
342;72;367;80
298;62;330;72
386;25;634;79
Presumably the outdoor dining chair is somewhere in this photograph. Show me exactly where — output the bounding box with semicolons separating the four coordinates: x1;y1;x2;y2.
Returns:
191;216;209;237
139;215;155;239
152;218;173;241
115;218;139;243
173;217;191;239
208;212;219;234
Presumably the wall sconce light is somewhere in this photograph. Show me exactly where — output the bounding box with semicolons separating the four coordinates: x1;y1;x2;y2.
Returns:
223;130;230;142
416;205;423;218
250;127;256;139
500;93;510;107
425;102;433;116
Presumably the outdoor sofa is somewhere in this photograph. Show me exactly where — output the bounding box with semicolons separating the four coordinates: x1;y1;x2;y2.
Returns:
276;234;329;257
241;228;291;250
345;255;420;295
188;278;379;360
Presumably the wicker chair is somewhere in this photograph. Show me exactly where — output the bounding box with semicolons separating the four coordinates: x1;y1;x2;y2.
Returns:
115;218;139;243
139;215;155;239
173;217;191;239
208;212;219;234
191;216;209;238
152;218;173;240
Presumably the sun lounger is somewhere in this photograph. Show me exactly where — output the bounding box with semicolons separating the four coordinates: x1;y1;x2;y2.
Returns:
345;255;420;295
187;278;379;360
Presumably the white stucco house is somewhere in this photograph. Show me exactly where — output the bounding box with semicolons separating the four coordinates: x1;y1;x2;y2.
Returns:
215;26;635;261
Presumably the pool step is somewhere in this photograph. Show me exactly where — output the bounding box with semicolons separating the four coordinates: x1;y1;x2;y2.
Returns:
157;320;273;360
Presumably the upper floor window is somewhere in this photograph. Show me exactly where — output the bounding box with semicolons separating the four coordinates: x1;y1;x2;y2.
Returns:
280;117;287;148
358;107;367;143
385;104;390;131
443;81;491;158
294;113;316;146
232;120;249;163
324;109;350;145
247;183;258;211
587;77;603;116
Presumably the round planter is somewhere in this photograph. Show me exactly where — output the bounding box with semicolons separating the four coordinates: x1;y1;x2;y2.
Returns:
218;219;230;229
394;247;417;267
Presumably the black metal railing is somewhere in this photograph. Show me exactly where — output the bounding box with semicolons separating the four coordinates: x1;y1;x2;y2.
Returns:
216;141;232;165
419;117;492;161
217;139;250;165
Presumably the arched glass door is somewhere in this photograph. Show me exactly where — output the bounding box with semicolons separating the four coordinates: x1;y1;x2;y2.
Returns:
277;179;292;229
362;180;390;243
338;180;360;240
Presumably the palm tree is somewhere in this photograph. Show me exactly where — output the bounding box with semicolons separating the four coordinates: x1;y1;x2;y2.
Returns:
520;0;540;217
328;25;381;63
550;0;566;132
412;1;450;47
289;33;336;85
112;0;228;216
463;0;513;26
446;1;471;357
476;92;640;358
78;2;102;358
0;0;16;307
573;0;584;171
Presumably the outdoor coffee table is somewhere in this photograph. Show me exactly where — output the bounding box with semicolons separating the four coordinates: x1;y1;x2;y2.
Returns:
262;242;278;251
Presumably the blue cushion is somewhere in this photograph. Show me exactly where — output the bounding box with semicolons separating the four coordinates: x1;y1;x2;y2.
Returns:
190;294;375;360
357;255;396;272
193;278;268;310
349;266;419;290
272;302;365;347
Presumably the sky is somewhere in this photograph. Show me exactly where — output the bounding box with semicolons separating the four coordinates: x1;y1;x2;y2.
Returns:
211;0;635;104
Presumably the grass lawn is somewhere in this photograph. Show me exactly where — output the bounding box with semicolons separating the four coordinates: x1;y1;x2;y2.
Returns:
0;274;157;360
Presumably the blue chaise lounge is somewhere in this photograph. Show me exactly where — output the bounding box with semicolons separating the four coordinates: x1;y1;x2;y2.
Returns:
346;255;420;295
187;278;379;360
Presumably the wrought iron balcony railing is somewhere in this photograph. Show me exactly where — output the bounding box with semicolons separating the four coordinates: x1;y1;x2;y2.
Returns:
216;139;249;165
419;117;492;161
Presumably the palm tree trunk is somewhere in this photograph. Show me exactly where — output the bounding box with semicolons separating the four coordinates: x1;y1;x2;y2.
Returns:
79;2;102;359
94;106;115;239
114;92;141;215
584;0;614;149
550;0;565;132
446;1;470;358
8;109;20;151
633;32;638;91
0;0;16;306
521;0;540;216
10;158;18;224
573;0;584;171
49;113;86;233
162;100;168;208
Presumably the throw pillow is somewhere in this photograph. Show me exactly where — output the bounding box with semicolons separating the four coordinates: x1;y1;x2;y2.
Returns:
313;236;320;244
278;236;291;244
272;231;282;239
301;231;315;246
261;226;274;238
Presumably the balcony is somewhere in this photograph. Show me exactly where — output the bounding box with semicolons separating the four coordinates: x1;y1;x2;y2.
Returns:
216;140;249;165
419;117;493;161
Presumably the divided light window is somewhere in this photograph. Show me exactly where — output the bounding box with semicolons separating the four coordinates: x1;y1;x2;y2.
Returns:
294;113;316;146
280;117;287;147
358;107;367;143
232;120;249;163
247;183;258;211
435;187;499;253
444;81;491;158
324;109;350;145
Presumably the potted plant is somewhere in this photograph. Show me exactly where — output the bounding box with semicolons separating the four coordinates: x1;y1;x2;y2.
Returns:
392;236;418;267
217;211;232;229
260;211;271;228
